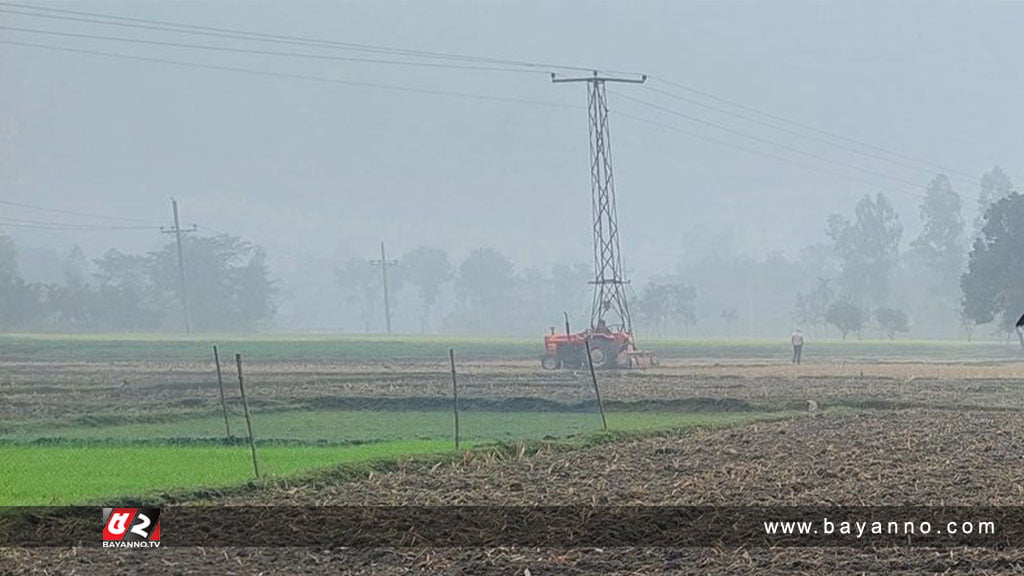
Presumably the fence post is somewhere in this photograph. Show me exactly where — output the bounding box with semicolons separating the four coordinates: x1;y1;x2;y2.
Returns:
235;353;260;479
213;345;231;439
584;340;608;431
449;348;460;449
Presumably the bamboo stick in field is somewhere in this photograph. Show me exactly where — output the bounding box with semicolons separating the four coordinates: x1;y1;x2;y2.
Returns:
213;345;231;439
585;339;608;431
449;348;460;450
235;353;260;479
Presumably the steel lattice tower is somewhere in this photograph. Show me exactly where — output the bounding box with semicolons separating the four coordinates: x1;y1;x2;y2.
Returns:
553;71;646;332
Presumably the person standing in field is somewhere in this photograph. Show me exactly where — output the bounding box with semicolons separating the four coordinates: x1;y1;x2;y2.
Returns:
791;329;804;364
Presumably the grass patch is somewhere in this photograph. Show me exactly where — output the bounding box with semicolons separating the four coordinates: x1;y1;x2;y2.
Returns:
0;410;793;505
0;439;460;506
0;333;535;362
3;409;771;445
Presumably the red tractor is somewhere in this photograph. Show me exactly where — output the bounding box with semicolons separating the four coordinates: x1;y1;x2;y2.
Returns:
541;315;657;370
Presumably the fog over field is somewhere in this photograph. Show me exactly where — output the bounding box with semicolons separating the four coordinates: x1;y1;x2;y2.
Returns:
2;1;1023;338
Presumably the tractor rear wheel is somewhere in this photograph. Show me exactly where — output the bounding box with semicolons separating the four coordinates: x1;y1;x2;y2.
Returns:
588;343;615;369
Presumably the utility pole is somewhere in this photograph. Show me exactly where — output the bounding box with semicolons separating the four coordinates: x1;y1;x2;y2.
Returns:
370;241;398;334
161;198;197;334
553;71;646;332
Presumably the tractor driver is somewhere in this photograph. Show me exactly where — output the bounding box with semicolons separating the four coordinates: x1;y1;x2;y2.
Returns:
595;318;612;334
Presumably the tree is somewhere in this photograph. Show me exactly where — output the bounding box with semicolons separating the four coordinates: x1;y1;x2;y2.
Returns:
720;308;739;327
151;234;276;332
229;246;276;332
0;232;274;333
516;262;591;333
973;166;1015;238
636;281;697;337
827;194;903;308
43;246;94;331
798;243;841;281
825;300;865;340
92;249;165;331
905;175;967;335
0;234;41;330
549;262;591;325
449;248;519;333
336;258;381;333
794;277;833;337
959;308;977;342
398;246;452;333
913;175;965;282
961;192;1024;343
0;234;16;282
875;307;910;339
676;236;809;338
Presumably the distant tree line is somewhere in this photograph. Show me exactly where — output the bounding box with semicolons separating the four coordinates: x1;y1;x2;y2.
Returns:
0;234;275;332
4;165;1022;341
789;165;1022;343
334;247;594;336
327;164;1016;341
622;165;1022;343
331;244;700;338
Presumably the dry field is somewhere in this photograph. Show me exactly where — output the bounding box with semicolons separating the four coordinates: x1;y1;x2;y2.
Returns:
4;357;1024;425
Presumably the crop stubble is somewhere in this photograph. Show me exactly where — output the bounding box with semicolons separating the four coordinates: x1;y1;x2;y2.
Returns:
3;358;1024;425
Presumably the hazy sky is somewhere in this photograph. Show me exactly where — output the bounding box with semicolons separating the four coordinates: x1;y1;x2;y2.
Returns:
3;1;1023;289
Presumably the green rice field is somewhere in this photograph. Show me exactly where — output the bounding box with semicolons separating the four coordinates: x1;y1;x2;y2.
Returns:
0;411;790;505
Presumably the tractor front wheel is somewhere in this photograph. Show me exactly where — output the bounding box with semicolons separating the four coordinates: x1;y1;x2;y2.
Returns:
541;355;559;370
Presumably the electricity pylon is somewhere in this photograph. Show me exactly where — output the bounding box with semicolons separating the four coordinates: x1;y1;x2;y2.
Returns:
553;71;646;332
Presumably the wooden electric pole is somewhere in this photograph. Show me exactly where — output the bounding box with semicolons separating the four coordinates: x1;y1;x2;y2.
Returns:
371;242;398;334
160;198;196;334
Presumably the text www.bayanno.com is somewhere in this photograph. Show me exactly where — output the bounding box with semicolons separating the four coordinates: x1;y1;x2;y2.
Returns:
764;518;996;539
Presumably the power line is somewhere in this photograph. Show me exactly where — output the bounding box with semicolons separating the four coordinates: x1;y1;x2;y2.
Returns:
619;89;989;209
6;38;943;200
1;40;581;110
0;198;162;224
612;109;927;202
0;215;118;227
0;223;153;231
647;75;977;181
641;84;978;188
2;2;975;195
610;89;933;192
195;224;350;267
1;3;990;207
4;38;934;206
0;2;630;74
0;217;158;231
4;3;986;175
0;24;545;74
